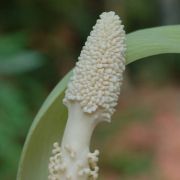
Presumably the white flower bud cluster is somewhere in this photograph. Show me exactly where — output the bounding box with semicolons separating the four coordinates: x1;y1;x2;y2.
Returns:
48;143;65;180
79;150;99;179
48;142;99;180
63;11;126;122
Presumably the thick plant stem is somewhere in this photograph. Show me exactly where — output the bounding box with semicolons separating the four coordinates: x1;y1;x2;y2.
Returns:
62;103;97;153
61;103;99;179
48;103;100;180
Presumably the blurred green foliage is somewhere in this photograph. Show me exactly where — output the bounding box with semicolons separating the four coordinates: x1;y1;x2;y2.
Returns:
109;152;153;175
0;82;30;179
0;32;44;75
0;0;179;179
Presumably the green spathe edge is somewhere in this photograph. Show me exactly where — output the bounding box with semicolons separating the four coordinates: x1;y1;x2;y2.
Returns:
17;25;180;180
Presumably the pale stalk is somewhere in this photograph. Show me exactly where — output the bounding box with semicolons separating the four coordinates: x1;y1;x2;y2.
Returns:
60;103;99;179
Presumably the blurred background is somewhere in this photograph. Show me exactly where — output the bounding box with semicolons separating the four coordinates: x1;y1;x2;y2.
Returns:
0;0;180;179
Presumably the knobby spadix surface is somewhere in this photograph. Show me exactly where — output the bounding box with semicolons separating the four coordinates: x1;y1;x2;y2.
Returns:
48;12;126;180
17;21;180;180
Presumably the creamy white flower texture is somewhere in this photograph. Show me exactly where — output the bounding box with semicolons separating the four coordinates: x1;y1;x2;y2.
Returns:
49;143;99;180
48;11;126;180
64;11;126;122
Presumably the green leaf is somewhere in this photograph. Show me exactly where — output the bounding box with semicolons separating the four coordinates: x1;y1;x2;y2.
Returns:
126;25;180;64
17;25;180;180
17;72;72;180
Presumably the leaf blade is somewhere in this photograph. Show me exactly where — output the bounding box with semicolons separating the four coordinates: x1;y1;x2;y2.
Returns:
126;25;180;64
17;25;180;180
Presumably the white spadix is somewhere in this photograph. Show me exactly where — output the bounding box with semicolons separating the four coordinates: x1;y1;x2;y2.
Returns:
48;11;126;180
